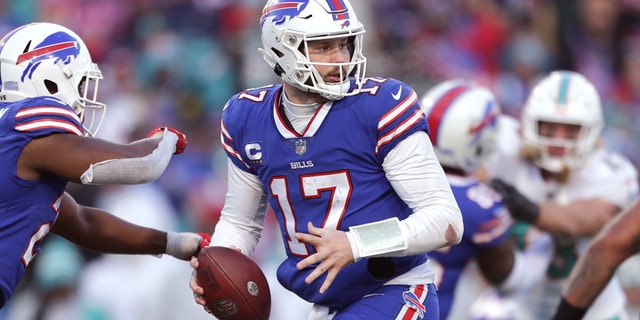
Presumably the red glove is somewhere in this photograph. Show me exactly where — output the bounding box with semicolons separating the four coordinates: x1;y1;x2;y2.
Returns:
147;126;188;155
198;233;211;250
195;233;212;258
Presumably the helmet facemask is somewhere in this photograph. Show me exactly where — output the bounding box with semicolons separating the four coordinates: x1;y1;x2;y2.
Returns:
74;65;105;137
297;33;366;100
523;118;601;172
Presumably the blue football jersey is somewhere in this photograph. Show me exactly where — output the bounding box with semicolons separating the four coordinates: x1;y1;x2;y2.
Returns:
429;176;512;320
221;78;431;309
0;96;83;308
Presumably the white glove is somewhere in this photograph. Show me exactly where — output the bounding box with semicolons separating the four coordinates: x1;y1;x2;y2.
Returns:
165;232;211;260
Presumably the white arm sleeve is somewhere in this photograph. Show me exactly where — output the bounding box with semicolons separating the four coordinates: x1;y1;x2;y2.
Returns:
209;159;268;256
347;131;463;260
80;130;178;185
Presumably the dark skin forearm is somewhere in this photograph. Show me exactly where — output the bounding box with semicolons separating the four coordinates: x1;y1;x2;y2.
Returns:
562;198;640;307
51;192;167;255
19;133;163;182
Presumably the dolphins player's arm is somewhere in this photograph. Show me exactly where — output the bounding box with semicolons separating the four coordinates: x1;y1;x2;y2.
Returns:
490;179;617;238
535;200;618;238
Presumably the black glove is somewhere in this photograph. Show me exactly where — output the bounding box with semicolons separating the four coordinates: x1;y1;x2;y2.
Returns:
489;178;540;224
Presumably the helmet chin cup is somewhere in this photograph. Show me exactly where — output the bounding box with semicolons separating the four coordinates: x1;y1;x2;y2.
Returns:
317;82;351;101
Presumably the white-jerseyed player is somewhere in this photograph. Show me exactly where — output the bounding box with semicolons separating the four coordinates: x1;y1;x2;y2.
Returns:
485;70;639;320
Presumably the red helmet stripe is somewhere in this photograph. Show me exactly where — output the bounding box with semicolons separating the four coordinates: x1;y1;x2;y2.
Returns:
16;41;76;64
469;100;498;134
426;84;470;146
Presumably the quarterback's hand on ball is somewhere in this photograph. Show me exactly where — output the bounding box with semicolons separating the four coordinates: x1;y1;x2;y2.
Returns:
489;178;540;224
189;258;208;307
165;232;211;261
295;222;354;294
147;126;188;154
189;246;243;313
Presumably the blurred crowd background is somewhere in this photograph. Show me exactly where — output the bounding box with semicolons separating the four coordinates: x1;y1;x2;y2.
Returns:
2;0;640;319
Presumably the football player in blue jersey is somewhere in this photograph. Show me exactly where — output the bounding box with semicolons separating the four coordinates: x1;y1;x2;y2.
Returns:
189;0;464;319
0;22;210;309
421;80;542;320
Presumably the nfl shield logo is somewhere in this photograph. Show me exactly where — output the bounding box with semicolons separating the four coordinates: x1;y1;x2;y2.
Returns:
295;139;306;155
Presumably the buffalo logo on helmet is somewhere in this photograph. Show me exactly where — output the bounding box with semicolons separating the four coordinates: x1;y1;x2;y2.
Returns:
260;0;309;27
16;31;81;82
261;0;351;27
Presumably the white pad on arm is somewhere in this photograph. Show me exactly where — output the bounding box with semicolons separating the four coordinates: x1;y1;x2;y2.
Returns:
80;130;178;185
347;218;408;261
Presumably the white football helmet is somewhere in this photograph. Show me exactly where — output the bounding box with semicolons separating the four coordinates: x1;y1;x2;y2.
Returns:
259;0;367;100
0;22;105;136
521;70;603;172
421;79;501;174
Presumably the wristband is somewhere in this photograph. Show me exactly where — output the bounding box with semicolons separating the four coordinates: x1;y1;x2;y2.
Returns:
551;297;587;320
166;232;203;260
348;217;407;259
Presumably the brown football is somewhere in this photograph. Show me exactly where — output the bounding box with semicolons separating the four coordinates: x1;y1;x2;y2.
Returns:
197;246;271;319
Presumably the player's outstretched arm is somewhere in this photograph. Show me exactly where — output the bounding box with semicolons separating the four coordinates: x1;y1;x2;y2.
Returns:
51;192;209;260
20;127;187;185
490;178;617;238
552;198;640;320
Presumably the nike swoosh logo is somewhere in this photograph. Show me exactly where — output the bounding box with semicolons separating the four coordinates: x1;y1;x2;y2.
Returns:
392;86;402;100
